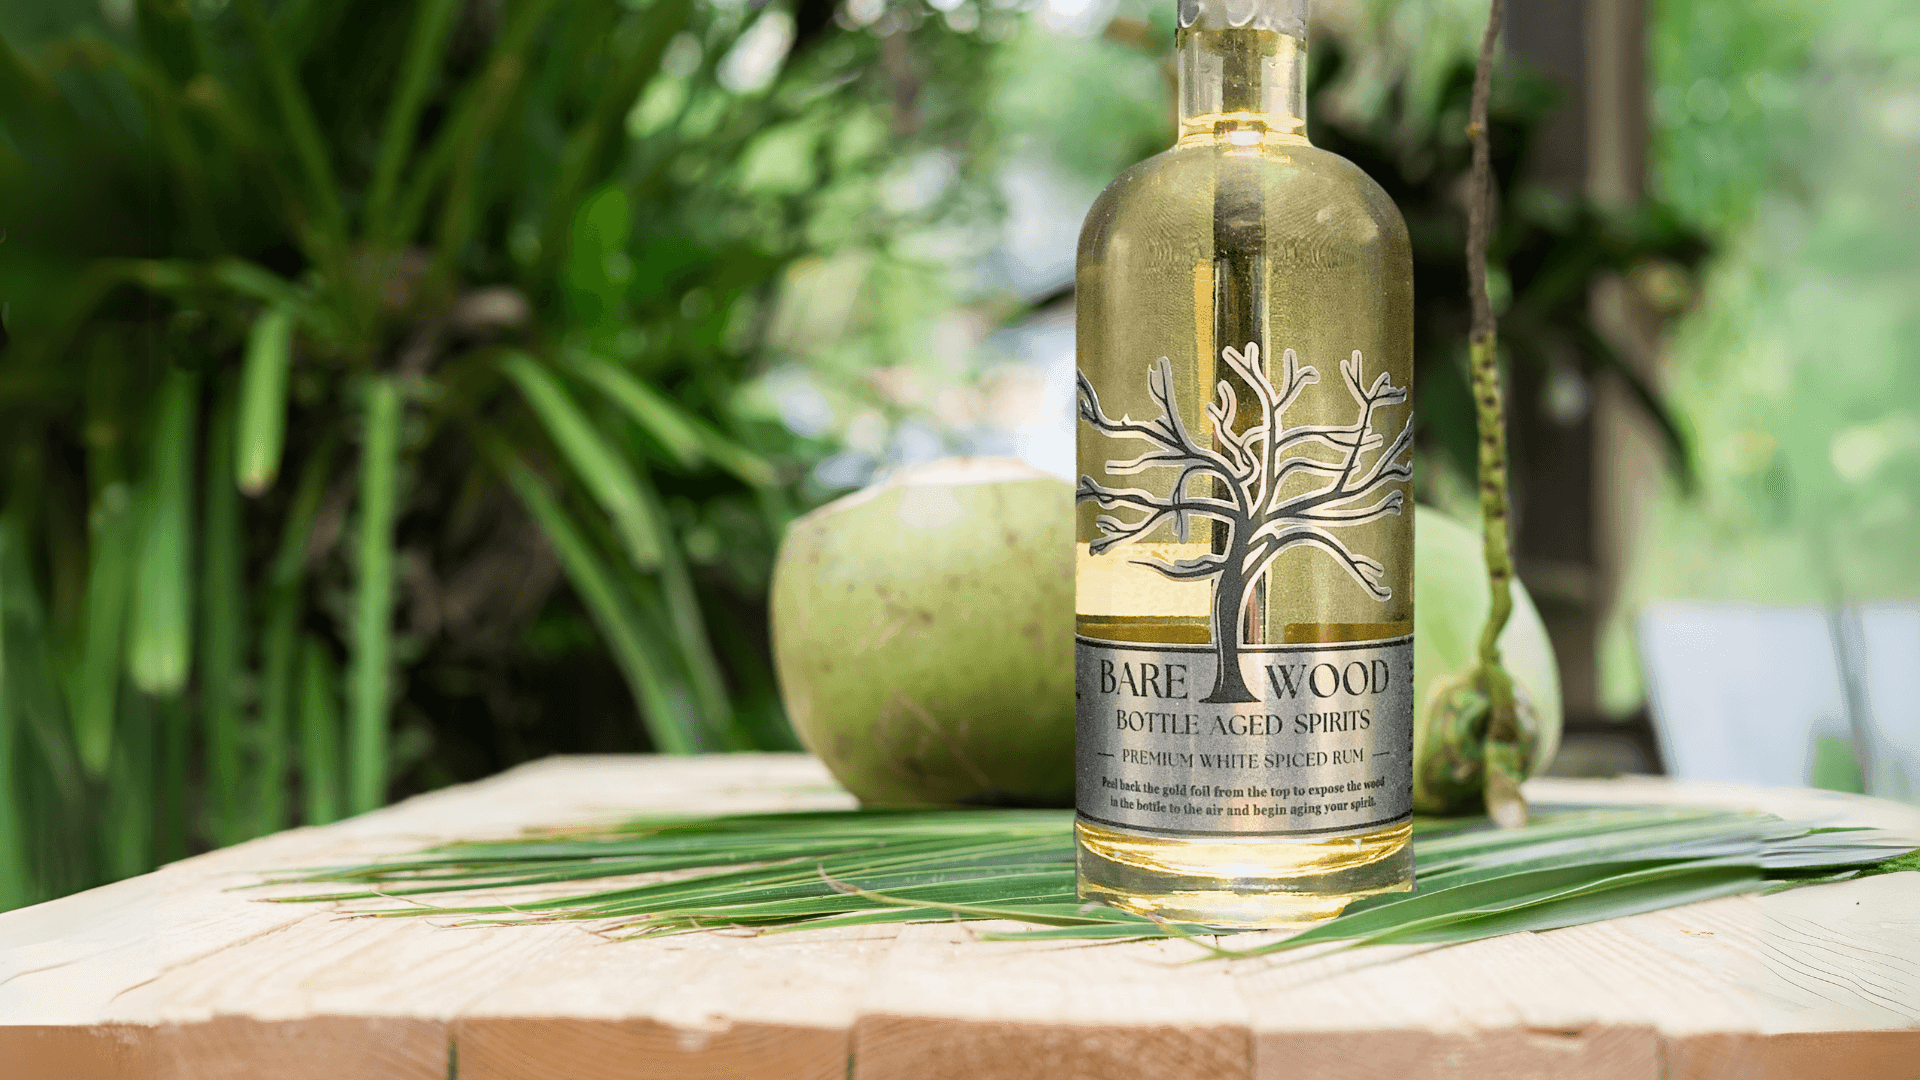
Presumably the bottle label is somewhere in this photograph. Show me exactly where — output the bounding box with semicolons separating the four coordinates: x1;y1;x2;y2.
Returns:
1075;634;1413;837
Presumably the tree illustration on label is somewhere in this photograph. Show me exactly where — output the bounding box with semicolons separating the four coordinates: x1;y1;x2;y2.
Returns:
1077;343;1412;703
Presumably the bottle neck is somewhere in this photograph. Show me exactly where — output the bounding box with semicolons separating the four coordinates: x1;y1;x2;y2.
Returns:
1177;28;1308;147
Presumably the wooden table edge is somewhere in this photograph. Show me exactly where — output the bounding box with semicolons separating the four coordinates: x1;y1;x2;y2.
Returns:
7;1014;1919;1080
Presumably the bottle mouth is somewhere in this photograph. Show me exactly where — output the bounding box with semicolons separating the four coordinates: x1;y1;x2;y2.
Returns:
1176;0;1308;36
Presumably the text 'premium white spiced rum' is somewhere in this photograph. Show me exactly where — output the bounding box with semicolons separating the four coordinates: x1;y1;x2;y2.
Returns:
1074;0;1416;926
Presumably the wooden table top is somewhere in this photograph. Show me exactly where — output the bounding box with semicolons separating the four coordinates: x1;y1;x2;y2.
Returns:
2;754;1917;1080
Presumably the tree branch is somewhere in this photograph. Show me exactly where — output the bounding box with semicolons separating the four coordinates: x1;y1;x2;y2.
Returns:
1078;361;1247;513
1207;382;1252;475
1221;343;1318;511
1266;355;1412;522
1268;455;1347;489
1130;552;1230;581
1271;427;1385;455
1349;416;1416;492
1104;446;1225;478
1078;477;1239;553
1295;489;1406;526
1077;371;1182;452
1239;524;1392;600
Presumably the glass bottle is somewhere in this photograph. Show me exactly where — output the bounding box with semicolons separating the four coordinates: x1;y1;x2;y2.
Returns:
1074;0;1416;926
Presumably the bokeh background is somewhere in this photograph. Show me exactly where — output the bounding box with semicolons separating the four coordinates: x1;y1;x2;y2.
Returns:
2;0;1916;910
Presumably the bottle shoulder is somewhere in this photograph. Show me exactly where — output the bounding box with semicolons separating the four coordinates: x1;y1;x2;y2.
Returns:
1078;142;1410;262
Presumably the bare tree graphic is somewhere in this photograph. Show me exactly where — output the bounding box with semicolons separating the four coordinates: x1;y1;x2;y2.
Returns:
1078;343;1413;703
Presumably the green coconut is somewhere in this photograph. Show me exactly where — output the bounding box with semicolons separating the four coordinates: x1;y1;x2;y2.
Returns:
770;458;1075;807
1412;507;1563;811
773;468;1560;812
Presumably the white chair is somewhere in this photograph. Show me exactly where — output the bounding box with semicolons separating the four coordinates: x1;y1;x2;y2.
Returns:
1638;601;1919;801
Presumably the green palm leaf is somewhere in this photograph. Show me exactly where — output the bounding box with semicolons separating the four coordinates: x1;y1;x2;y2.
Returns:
572;355;776;487
364;0;463;239
126;371;198;696
482;434;703;755
67;483;136;774
235;306;295;496
234;0;345;251
348;378;403;815
0;514;27;911
503;352;666;571
263;805;1916;955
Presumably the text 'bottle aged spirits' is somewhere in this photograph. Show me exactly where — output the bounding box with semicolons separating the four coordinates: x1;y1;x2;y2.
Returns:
1074;0;1416;926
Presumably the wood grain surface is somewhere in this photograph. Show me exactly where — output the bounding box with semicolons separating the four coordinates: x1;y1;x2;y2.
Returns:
2;755;1916;1080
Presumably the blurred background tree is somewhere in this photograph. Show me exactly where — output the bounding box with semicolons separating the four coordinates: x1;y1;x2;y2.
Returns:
0;0;1003;908
4;0;1914;912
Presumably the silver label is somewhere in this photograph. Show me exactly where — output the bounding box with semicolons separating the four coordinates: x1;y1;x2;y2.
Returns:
1076;635;1413;837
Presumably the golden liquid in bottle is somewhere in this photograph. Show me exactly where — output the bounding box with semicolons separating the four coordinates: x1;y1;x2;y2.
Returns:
1074;24;1416;926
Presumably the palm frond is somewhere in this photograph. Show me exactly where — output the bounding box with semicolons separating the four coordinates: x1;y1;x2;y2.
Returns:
261;805;1917;952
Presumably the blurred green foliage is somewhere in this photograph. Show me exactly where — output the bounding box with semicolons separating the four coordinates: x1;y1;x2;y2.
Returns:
1305;42;1706;490
1603;0;1920;710
0;0;996;908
